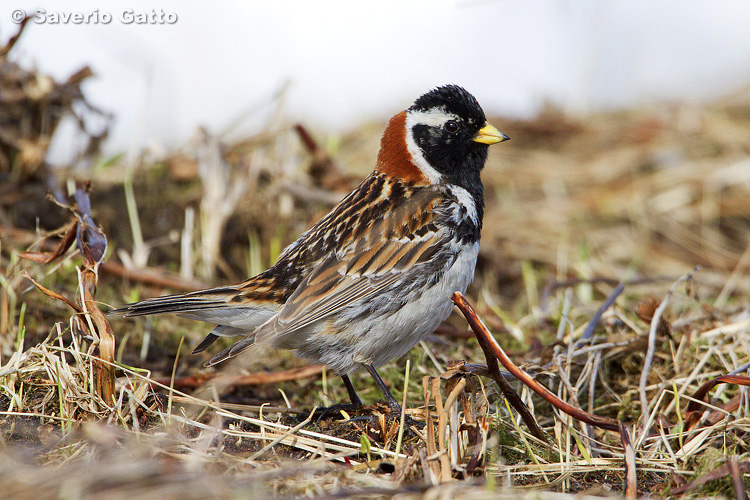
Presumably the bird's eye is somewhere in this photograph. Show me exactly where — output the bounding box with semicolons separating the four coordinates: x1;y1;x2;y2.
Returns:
444;120;459;133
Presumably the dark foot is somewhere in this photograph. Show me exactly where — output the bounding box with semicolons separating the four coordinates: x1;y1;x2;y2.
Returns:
313;402;362;422
316;368;425;432
313;374;367;421
345;412;424;443
364;364;404;413
362;364;426;431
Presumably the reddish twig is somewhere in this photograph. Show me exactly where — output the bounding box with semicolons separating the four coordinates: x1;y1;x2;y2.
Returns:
294;123;351;191
294;123;322;155
685;374;750;429
619;423;637;499
100;260;208;293
452;292;620;432
729;456;748;500
706;394;742;426
672;460;750;495
452;294;546;442
154;364;325;390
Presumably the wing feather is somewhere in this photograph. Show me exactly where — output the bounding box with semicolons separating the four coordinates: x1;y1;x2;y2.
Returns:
253;193;448;344
205;179;455;366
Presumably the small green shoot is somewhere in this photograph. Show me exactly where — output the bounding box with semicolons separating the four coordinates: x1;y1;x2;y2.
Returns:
16;302;26;352
167;335;186;424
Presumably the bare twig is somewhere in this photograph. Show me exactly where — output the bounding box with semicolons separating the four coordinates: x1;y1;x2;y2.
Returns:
452;292;620;432
638;266;699;437
153;364;325;390
729;456;748;500
672;460;750;495
451;294;546;442
100;260;208;293
684;374;750;429
619;423;637;499
577;281;625;346
294;123;351;191
0;15;31;57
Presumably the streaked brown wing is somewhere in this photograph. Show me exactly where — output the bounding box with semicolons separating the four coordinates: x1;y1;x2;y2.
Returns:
254;187;447;343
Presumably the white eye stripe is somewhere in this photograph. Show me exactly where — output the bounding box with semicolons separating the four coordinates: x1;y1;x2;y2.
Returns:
406;107;459;128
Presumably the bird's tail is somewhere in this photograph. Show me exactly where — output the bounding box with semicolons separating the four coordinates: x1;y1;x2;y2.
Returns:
204;333;258;367
112;285;281;364
110;286;241;317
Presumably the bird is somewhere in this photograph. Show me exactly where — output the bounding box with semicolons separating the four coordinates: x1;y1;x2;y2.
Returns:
113;85;509;413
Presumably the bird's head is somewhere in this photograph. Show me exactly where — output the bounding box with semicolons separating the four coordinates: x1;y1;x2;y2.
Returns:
376;85;508;193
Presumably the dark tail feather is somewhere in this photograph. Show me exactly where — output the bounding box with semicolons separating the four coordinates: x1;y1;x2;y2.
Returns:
110;286;239;317
204;335;257;367
192;325;251;354
192;333;219;354
110;297;226;317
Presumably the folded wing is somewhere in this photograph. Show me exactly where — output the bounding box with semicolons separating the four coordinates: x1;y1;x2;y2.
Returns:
206;186;450;366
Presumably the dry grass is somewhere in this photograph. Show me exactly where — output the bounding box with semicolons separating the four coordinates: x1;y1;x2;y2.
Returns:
1;43;750;497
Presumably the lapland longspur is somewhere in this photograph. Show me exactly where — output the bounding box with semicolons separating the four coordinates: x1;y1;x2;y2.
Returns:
114;85;508;411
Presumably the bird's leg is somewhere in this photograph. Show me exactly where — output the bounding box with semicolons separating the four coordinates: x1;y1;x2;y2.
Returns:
341;374;363;407
314;374;362;422
364;364;403;414
363;364;425;431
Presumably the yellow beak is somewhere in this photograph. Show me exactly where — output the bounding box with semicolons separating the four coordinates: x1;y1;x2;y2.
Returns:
473;122;509;145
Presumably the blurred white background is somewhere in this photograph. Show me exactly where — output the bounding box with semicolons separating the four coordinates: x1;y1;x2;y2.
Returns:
4;0;750;164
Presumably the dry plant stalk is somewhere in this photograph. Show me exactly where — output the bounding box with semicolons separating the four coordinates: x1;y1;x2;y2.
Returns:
637;266;698;439
619;422;637;499
196;129;251;280
20;183;115;405
418;372;491;483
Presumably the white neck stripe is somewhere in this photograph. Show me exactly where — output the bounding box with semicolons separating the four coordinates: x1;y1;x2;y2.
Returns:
404;110;454;185
448;185;479;224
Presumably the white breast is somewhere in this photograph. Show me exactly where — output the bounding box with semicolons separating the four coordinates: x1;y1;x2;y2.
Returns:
341;241;479;372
